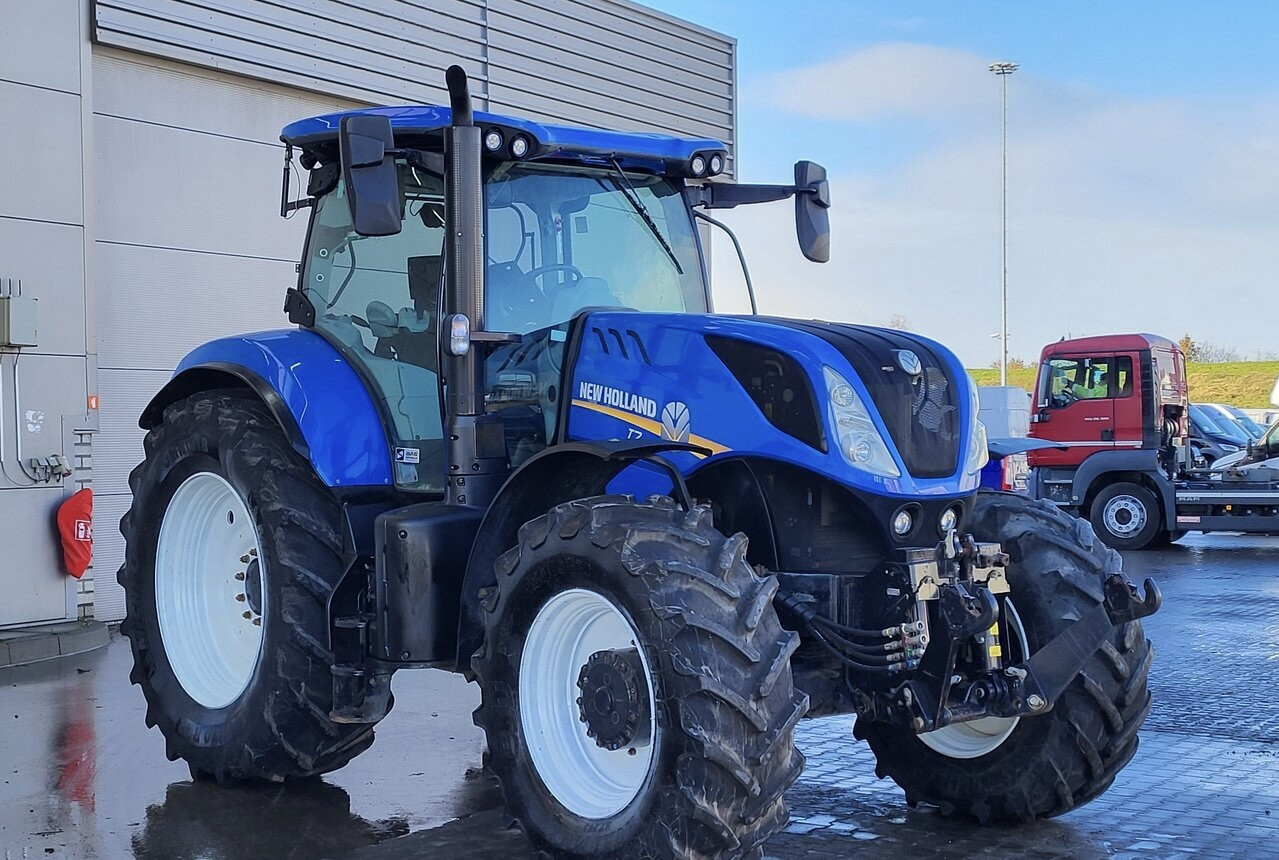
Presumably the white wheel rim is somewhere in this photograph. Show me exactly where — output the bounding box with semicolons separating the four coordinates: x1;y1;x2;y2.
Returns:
155;471;267;710
519;588;656;819
919;599;1028;759
1104;495;1147;537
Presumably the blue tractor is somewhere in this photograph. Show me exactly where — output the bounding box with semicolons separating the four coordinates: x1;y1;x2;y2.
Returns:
120;67;1159;859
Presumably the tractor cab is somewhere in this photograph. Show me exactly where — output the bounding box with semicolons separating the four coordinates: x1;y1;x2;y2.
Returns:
279;102;827;494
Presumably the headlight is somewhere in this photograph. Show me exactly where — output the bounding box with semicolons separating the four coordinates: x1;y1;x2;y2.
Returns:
962;382;990;476
823;366;900;478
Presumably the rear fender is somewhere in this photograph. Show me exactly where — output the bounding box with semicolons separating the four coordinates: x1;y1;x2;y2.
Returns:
140;329;393;488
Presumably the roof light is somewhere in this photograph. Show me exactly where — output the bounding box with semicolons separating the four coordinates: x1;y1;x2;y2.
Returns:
690;155;707;176
483;129;504;152
709;154;724;175
510;135;530;158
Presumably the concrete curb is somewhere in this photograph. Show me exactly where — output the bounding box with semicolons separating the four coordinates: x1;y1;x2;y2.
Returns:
0;620;110;668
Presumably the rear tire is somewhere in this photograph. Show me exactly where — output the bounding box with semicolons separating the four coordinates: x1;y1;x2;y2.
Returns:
473;495;807;859
1089;481;1162;550
857;491;1153;823
119;390;384;782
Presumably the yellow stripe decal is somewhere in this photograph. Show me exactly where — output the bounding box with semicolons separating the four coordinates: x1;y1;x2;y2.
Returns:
571;399;730;456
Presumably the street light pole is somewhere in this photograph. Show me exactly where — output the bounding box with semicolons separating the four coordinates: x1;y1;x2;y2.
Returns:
989;61;1017;386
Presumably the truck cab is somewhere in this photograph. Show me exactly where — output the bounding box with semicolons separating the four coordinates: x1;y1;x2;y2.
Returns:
1028;333;1279;549
1027;334;1186;547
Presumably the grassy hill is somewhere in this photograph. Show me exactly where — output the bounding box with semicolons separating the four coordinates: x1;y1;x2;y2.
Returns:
968;361;1279;408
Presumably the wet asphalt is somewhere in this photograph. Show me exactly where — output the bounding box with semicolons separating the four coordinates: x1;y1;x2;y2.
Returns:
2;532;1277;860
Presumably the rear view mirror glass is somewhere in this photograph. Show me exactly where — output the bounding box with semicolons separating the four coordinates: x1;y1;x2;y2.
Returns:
794;160;830;263
339;115;402;237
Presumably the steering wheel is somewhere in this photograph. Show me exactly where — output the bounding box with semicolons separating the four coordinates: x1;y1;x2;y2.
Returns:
526;263;583;289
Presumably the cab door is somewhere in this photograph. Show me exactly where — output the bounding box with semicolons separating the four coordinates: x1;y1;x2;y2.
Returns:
1029;355;1117;468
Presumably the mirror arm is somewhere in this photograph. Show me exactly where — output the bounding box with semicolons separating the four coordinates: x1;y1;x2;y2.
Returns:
691;180;830;211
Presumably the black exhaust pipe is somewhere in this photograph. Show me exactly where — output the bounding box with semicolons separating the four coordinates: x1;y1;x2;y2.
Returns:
442;65;505;508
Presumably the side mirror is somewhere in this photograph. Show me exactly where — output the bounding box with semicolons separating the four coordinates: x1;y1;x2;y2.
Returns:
794;160;830;263
339;115;402;237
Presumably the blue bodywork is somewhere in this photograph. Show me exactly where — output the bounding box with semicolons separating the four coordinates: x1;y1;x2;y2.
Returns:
172;330;392;487
281;105;727;173
565;312;980;500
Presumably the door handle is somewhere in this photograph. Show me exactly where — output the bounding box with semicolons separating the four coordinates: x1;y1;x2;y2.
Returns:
1101;428;1114;442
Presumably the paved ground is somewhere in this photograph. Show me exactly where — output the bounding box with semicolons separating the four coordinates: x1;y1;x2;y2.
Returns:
2;532;1277;859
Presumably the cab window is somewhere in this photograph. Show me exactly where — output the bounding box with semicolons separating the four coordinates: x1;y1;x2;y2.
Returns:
300;166;446;492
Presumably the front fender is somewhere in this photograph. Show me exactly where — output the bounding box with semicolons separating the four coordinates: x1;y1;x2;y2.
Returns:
141;329;392;488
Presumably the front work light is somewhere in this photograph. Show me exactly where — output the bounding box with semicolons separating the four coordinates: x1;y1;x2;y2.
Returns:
483;129;504;152
510;135;530;158
690;155;707;176
893;509;914;536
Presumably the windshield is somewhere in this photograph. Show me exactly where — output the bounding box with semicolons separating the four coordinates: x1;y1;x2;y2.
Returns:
1190;404;1248;444
483;163;706;333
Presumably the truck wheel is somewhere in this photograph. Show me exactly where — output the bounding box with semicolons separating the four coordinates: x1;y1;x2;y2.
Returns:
119;390;383;782
1089;481;1162;550
473;495;807;859
857;491;1153;823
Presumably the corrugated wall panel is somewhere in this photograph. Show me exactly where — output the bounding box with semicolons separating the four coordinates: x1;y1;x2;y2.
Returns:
486;0;735;168
94;0;487;107
91;0;736;159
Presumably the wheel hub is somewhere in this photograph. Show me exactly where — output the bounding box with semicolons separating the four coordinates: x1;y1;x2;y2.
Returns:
576;649;649;751
1105;496;1145;536
244;557;263;616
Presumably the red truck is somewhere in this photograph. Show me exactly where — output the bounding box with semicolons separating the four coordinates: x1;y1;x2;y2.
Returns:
1027;333;1279;549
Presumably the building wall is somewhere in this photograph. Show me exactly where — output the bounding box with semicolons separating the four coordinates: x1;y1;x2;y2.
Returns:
1;0;735;625
0;0;95;628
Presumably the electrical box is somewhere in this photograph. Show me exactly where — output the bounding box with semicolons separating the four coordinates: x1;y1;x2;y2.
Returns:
0;296;38;347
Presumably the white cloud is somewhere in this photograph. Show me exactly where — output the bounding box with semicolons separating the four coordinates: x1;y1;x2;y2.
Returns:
756;42;1006;122
715;44;1279;370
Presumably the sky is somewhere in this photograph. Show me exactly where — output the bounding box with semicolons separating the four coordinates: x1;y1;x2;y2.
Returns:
640;1;1279;368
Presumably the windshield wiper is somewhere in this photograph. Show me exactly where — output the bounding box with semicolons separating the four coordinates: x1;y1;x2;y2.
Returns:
606;157;683;275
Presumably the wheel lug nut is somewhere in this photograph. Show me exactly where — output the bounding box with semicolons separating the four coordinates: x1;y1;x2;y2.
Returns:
240;554;251;564
252;618;261;626
249;548;257;557
235;572;246;581
243;611;252;619
235;594;246;602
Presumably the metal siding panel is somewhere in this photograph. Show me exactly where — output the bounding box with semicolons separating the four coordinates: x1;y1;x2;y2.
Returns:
93;51;358;142
0;220;87;358
0;0;83;94
96;244;294;371
93;369;168;498
93;114;299;258
93;0;488;106
0;486;74;627
491;0;733;71
486;46;732;131
91;491;133;622
0;82;84;225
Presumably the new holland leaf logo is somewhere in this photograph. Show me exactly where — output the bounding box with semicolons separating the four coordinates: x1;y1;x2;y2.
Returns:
660;401;691;443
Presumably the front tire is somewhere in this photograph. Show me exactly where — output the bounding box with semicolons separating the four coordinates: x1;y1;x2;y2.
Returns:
1089;481;1163;550
857;491;1153;823
473;496;808;859
119;390;384;782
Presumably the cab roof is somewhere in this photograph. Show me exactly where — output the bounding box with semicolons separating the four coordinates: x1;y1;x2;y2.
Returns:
280;104;727;168
1040;333;1179;357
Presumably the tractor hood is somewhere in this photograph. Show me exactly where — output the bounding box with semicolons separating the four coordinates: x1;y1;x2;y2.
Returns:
760;319;968;480
563;311;982;499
